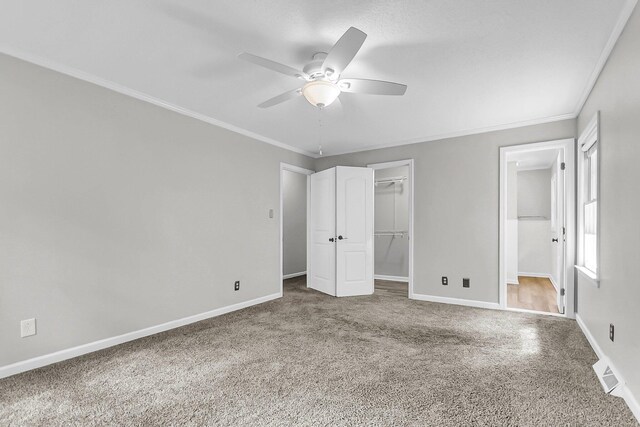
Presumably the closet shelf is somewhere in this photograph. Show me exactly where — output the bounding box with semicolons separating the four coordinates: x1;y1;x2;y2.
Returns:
374;176;407;186
374;231;409;237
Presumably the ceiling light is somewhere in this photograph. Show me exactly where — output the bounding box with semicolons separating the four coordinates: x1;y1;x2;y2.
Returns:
302;80;340;108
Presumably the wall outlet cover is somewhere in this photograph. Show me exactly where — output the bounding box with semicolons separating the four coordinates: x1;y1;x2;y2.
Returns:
609;324;614;342
463;278;470;288
21;318;37;337
234;281;240;291
441;276;448;285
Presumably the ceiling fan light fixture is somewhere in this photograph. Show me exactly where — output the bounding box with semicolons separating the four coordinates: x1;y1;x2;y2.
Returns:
302;80;340;108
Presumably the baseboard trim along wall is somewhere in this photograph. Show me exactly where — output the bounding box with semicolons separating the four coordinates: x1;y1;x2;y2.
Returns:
517;272;559;292
283;271;307;280
411;293;501;310
576;314;640;423
374;274;409;282
0;292;281;380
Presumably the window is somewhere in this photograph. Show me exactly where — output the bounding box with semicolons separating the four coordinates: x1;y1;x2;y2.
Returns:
583;144;598;272
577;112;599;282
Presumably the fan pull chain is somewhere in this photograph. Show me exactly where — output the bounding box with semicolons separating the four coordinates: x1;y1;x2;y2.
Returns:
317;106;323;156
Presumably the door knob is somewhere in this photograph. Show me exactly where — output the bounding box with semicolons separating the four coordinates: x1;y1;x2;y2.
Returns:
338;235;347;240
552;238;559;242
329;237;335;242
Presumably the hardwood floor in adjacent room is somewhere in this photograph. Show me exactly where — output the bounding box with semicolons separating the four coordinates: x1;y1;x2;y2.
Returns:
508;276;559;314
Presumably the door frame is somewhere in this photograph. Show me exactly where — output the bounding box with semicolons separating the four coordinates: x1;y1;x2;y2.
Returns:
279;163;315;297
367;159;415;298
499;139;576;318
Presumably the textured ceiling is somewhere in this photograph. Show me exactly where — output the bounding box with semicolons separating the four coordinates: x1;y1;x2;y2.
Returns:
0;0;635;156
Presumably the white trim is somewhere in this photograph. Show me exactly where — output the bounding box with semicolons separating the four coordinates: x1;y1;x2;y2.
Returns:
0;44;574;159
576;112;600;282
576;314;605;360
411;293;501;310
575;265;600;286
2;0;634;162
517;272;553;278
516;272;559;293
283;271;306;280
579;112;600;152
0;292;280;380
367;159;415;298
279;163;315;297
572;0;638;116
576;314;640;423
0;46;318;159
499;139;576;318
374;274;409;282
327;114;575;157
504;307;566;317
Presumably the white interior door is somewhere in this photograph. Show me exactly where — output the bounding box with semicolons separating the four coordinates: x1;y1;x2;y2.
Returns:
308;168;336;296
335;167;374;297
556;152;566;314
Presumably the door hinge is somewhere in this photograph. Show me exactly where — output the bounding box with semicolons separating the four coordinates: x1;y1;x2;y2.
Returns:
560;288;566;296
563;226;566;235
561;162;566;170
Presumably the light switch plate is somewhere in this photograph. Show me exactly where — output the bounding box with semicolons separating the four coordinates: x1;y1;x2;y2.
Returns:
21;318;37;337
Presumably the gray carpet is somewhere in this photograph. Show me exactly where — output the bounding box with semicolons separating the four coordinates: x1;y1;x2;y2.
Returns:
1;277;637;426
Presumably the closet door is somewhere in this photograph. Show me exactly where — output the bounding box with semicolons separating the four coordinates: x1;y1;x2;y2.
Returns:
307;168;336;296
335;167;374;296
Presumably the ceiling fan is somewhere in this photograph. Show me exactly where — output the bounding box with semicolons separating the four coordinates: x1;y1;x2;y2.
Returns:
238;27;407;109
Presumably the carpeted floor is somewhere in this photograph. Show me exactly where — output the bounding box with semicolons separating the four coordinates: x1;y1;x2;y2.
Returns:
1;277;637;426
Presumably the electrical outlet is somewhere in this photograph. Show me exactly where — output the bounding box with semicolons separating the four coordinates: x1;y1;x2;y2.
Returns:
269;209;274;219
609;324;614;342
234;281;240;291
441;276;448;286
463;278;470;288
21;318;37;338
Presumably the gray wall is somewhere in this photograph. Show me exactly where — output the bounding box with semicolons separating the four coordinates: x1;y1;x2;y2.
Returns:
316;119;575;303
0;54;314;366
374;166;409;278
517;168;551;219
282;170;307;276
576;5;640;405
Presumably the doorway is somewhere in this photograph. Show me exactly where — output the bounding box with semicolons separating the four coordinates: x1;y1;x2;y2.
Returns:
367;159;415;298
280;163;314;296
499;139;575;317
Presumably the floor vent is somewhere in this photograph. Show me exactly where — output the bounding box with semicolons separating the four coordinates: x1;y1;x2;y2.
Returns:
593;359;622;395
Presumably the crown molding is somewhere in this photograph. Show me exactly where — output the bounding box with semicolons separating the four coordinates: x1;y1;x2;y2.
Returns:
573;0;638;116
322;112;576;157
0;46;319;159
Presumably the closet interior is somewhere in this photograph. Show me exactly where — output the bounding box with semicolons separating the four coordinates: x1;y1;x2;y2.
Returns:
374;165;410;283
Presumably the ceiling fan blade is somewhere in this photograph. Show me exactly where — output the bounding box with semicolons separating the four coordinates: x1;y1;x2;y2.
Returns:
238;52;308;80
258;88;302;108
338;78;407;96
322;27;367;76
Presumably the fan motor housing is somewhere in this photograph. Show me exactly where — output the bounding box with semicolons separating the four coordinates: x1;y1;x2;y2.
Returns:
304;52;333;80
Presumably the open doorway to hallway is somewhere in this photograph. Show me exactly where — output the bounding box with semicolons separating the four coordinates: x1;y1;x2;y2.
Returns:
280;163;314;295
500;139;576;317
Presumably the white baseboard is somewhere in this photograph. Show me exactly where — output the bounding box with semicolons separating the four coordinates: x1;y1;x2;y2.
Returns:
506;276;520;285
576;314;640;423
518;272;552;279
411;293;501;310
0;292;281;380
374;274;409;282
283;271;306;280
518;272;559;292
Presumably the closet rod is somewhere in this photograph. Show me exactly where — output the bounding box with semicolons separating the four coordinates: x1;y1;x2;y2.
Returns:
374;176;407;185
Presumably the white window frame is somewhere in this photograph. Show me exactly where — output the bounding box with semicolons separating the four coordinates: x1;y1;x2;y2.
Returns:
576;112;600;286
